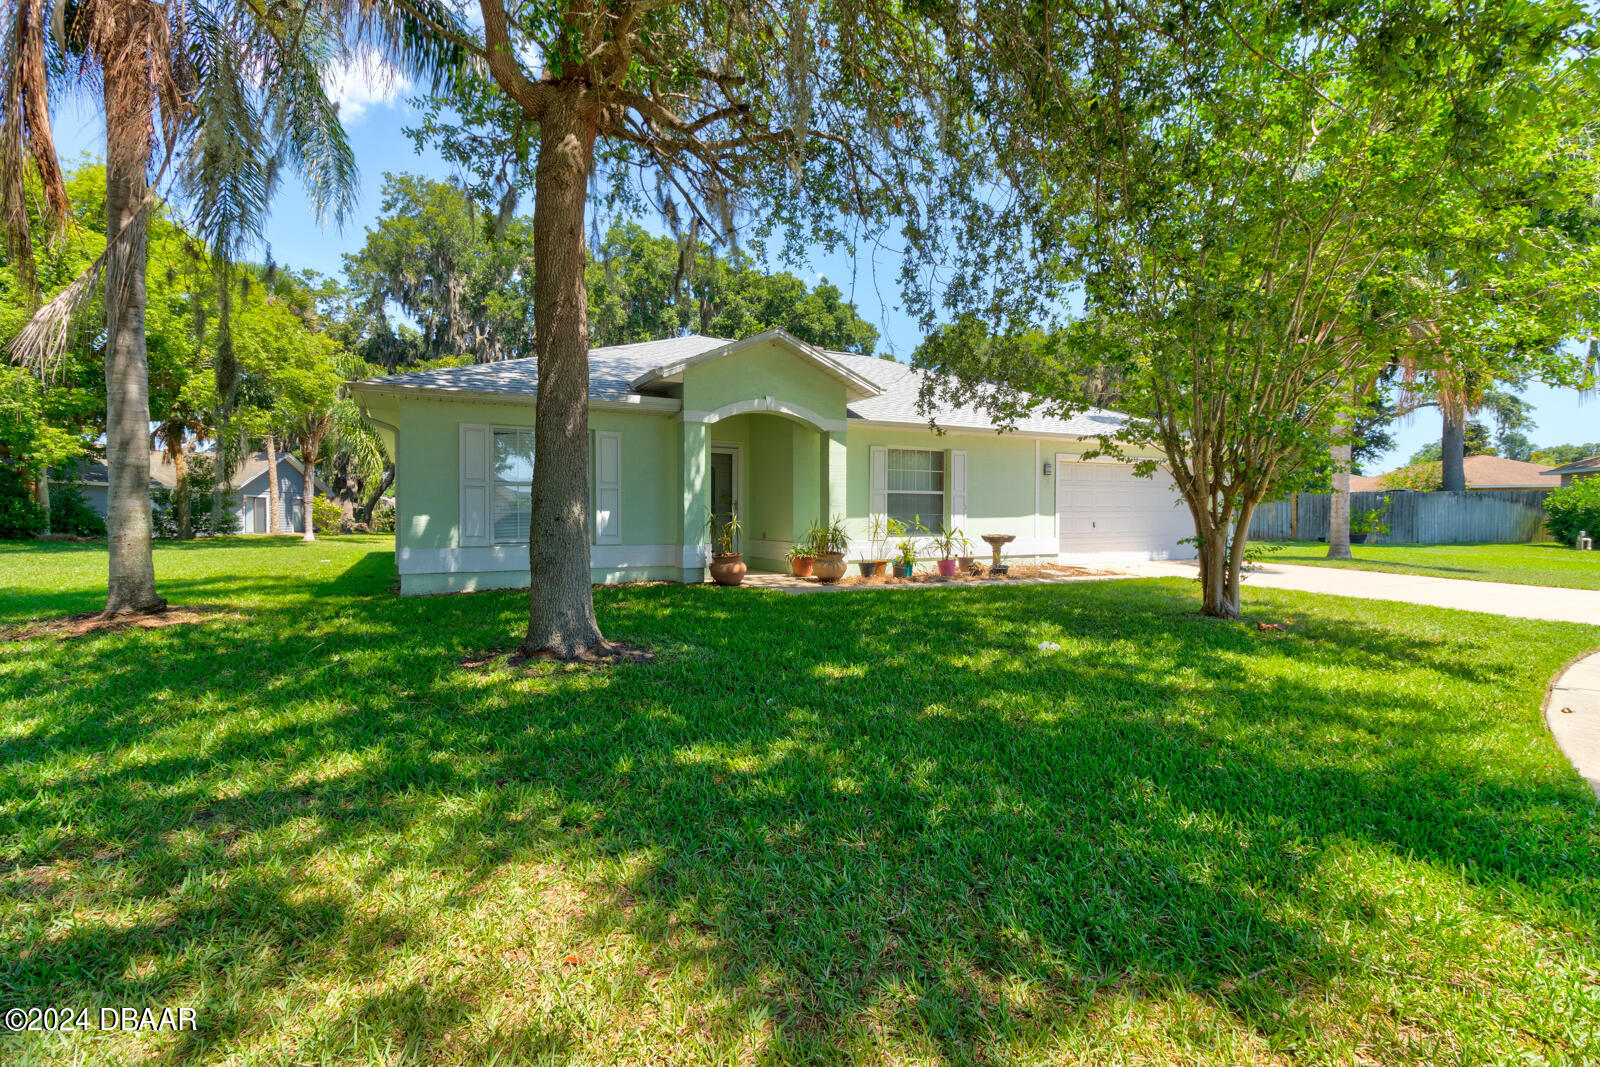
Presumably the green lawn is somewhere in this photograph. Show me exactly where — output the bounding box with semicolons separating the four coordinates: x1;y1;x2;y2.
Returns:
2;536;1598;1065
1257;540;1600;590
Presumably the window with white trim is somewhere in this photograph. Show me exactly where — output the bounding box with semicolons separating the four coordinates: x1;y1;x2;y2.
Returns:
492;429;534;543
885;448;944;529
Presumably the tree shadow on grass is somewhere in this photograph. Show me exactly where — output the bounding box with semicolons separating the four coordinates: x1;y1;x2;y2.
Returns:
1;566;1596;1063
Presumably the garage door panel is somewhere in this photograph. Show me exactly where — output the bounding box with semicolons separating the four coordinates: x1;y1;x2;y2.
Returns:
1055;459;1193;560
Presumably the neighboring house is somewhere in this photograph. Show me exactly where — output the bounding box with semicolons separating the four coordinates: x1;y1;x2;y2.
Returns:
350;329;1198;595
57;451;328;533
1361;455;1563;492
1541;455;1600;488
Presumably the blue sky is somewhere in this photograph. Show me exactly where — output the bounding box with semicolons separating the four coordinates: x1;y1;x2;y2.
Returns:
48;77;1597;473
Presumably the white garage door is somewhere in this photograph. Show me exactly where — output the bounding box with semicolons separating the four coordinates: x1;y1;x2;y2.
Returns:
1055;458;1194;561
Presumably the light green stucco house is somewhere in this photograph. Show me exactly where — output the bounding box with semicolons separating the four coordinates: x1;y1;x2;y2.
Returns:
349;330;1196;594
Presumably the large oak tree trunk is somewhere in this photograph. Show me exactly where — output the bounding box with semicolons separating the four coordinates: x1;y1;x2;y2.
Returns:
522;90;610;659
1440;402;1466;492
101;54;164;615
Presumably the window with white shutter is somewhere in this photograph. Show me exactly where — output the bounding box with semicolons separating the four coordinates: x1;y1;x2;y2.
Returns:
593;430;621;544
459;423;491;547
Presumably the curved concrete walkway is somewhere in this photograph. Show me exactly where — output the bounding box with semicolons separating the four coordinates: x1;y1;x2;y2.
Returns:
1128;559;1600;625
1547;651;1600;800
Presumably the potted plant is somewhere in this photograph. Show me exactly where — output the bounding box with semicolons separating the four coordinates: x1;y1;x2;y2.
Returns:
786;521;817;578
892;536;919;578
707;511;746;586
813;516;849;582
891;516;927;577
857;513;892;577
1351;495;1390;545
932;526;968;577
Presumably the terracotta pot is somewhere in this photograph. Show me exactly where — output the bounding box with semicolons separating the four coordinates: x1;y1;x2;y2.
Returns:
709;553;746;587
790;555;815;578
937;558;959;577
813;552;848;582
892;562;915;578
957;555;975;570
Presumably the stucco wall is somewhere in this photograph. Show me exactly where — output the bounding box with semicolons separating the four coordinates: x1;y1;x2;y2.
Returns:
842;425;1081;560
393;395;683;592
681;341;849;424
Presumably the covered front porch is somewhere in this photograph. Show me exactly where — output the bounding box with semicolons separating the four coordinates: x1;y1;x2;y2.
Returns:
622;330;875;584
679;403;848;581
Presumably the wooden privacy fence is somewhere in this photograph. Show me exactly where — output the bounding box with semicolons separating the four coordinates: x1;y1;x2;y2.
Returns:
1248;489;1553;544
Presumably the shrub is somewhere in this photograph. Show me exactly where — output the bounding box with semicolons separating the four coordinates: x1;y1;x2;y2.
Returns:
49;482;105;537
1543;477;1600;546
311;496;343;535
151;456;241;538
370;501;395;533
0;464;47;540
1380;461;1443;492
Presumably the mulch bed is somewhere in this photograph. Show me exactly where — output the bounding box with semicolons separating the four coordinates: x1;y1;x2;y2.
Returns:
461;642;656;672
2;606;236;642
824;564;1106;586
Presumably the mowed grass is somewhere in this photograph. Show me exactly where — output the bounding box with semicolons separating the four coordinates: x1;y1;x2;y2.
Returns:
1259;540;1600;590
2;536;1598;1065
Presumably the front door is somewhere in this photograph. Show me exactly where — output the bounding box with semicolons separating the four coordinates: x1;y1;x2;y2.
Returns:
252;497;267;534
709;447;738;548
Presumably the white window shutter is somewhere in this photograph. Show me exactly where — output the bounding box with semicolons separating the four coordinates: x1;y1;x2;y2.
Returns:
949;449;967;532
869;445;888;517
459;423;491;547
593;430;622;544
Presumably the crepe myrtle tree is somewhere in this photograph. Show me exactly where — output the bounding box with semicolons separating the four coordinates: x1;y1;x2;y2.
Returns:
401;0;951;658
904;0;1599;618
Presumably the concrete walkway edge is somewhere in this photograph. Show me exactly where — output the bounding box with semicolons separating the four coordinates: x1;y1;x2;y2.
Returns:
1545;648;1600;800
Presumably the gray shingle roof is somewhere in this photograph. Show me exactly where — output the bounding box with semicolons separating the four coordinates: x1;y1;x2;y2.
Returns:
1542;454;1600;476
355;333;1126;438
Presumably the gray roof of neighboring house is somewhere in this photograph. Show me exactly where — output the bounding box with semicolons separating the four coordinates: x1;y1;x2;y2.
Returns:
60;450;327;492
353;331;1128;438
1542;454;1600;476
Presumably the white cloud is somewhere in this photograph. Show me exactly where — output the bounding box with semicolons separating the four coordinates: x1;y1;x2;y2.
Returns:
323;47;412;122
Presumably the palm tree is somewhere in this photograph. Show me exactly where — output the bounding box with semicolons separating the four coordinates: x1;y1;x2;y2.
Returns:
2;0;461;614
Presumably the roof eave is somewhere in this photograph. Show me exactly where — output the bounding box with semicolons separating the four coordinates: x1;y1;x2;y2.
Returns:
347;379;682;413
629;329;883;399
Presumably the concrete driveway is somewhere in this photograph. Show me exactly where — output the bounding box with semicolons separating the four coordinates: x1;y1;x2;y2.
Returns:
1128;559;1600;626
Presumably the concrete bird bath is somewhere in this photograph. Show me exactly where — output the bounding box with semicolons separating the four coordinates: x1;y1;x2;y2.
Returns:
980;534;1014;575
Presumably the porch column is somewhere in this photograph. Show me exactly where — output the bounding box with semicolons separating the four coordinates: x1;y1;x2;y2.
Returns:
680;418;710;583
820;429;847;527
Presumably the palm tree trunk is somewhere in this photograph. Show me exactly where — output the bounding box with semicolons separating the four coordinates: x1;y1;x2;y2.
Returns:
101;55;164;615
302;446;317;542
1441;401;1466;492
174;444;190;540
522;90;609;659
265;433;279;534
34;471;50;534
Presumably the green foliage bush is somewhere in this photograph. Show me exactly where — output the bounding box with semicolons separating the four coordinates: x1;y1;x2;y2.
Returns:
151;456;241;538
49;482;105;537
311;496;344;535
370;501;396;533
0;464;47;540
1543;477;1600;546
1380;461;1443;492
